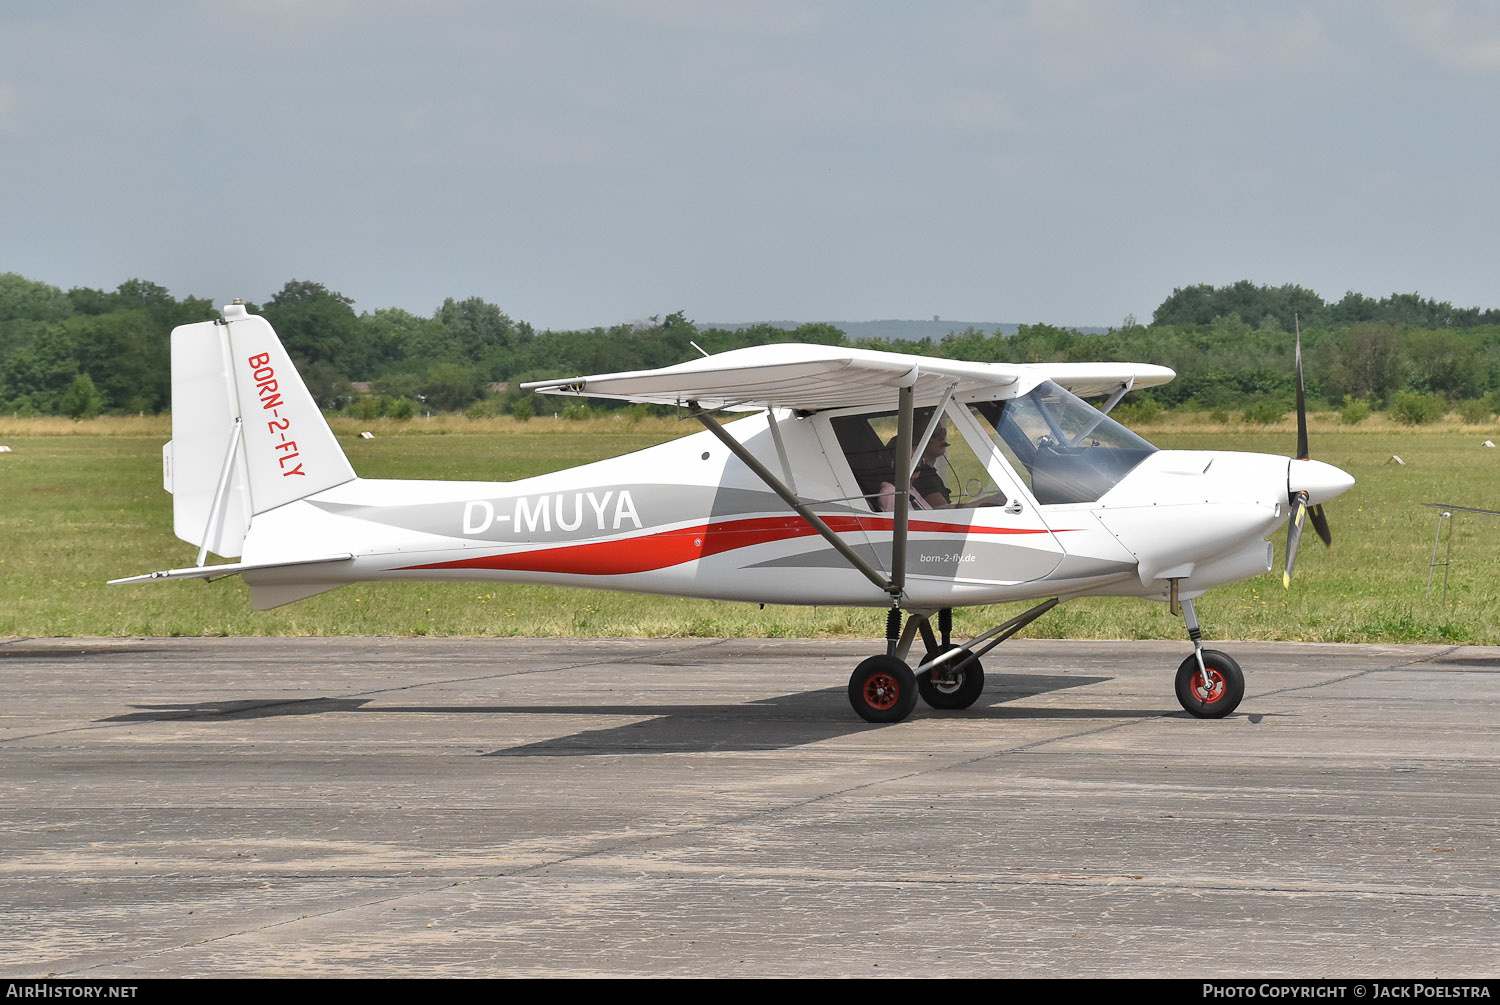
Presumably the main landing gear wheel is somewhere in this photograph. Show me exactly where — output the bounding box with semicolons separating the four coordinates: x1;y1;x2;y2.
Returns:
848;655;918;723
1175;650;1244;719
918;644;985;710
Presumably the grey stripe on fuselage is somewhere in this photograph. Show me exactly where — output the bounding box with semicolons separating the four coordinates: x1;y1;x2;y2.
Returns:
309;485;872;546
744;537;1066;582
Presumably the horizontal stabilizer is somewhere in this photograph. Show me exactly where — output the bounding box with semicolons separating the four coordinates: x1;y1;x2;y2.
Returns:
109;553;354;585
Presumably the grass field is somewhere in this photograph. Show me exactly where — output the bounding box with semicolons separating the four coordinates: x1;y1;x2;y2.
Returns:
3;412;1499;642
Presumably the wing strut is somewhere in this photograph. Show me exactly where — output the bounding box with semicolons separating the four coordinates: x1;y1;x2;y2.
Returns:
906;383;955;479
890;385;912;597
1068;379;1134;446
690;400;901;600
765;407;797;493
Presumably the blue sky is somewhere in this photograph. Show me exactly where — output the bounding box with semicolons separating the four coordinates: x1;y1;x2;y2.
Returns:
4;1;1498;330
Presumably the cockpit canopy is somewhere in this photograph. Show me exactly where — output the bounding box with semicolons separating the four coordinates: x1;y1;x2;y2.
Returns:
832;380;1157;510
966;380;1157;504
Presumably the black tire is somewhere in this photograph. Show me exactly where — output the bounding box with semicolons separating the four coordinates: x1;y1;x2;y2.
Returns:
918;645;985;710
1175;649;1244;718
848;655;918;723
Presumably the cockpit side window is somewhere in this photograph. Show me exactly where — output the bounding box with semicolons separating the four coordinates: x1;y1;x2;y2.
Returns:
830;414;892;511
830;407;1008;511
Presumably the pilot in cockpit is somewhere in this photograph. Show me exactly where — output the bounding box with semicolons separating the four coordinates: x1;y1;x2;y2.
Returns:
878;409;1005;511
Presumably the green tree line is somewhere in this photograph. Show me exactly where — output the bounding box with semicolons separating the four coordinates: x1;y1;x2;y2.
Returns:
4;273;1500;420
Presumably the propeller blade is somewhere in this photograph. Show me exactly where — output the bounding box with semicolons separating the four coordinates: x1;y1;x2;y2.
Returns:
1283;491;1309;589
1294;320;1309;461
1309;502;1332;548
1287;319;1338;583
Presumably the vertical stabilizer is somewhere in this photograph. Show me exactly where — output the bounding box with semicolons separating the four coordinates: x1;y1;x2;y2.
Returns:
165;303;356;558
217;303;355;514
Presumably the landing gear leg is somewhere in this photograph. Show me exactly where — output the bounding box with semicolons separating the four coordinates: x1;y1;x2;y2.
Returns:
885;604;904;658
913;608;984;709
847;600;1062;722
1174;594;1244;718
918;599;1059;713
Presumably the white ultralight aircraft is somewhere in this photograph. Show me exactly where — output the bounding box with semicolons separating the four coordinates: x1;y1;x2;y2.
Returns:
114;303;1355;724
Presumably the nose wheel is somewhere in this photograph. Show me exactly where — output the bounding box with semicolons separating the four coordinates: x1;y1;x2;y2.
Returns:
1173;593;1245;718
1174;649;1244;718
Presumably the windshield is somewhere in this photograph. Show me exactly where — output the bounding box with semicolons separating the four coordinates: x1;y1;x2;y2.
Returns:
967;380;1158;504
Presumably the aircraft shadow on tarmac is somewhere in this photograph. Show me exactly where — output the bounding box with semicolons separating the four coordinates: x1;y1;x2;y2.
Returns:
98;673;1159;755
480;674;1150;756
1438;655;1500;667
0;645;176;660
102;697;374;721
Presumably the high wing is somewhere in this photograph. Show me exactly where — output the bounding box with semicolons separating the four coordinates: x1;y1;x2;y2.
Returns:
1022;361;1177;400
522;343;1174;411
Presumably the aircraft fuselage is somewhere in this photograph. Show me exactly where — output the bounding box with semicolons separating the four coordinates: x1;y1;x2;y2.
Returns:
237;411;1295;612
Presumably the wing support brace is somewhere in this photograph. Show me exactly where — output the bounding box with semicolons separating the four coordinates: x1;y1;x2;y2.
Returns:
915;596;1061;675
906;383;956;479
765;407;797;493
1068;379;1134;446
690;399;906;600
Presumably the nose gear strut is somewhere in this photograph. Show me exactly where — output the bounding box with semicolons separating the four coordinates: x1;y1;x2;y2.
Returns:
1170;579;1245;718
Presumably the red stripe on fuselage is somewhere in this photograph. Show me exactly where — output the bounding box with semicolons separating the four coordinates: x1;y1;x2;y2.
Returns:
397;514;1054;577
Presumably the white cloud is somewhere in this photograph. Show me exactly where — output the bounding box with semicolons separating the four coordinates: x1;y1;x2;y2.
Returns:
1390;2;1500;74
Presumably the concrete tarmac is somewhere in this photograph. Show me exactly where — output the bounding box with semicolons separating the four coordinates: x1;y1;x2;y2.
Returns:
1;635;1496;978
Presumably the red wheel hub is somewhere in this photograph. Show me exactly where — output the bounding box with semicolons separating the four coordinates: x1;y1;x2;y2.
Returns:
1192;668;1226;704
863;673;902;711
